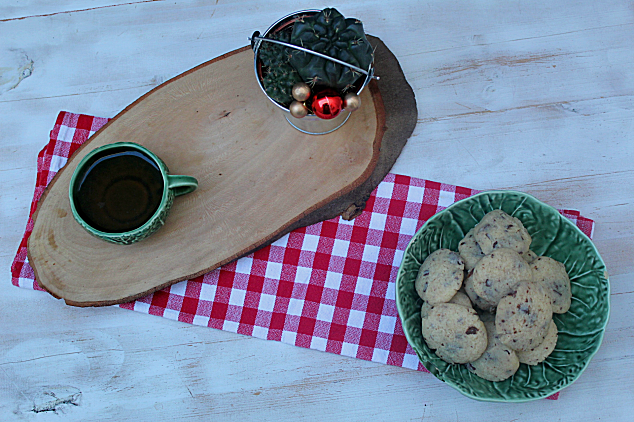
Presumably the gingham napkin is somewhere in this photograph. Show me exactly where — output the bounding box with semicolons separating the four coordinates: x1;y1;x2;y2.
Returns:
12;112;596;399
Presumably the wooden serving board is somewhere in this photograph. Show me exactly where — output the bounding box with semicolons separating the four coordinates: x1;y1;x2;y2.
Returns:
28;37;417;306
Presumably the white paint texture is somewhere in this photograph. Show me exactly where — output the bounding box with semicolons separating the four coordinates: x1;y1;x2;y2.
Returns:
1;1;633;420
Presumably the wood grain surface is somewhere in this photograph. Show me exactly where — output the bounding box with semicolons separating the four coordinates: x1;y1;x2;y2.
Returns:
1;1;633;421
27;44;385;306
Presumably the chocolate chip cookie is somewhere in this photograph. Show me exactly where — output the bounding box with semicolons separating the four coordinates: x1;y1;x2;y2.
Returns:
531;256;571;314
472;248;534;306
466;320;520;381
474;210;531;255
496;281;553;351
421;303;488;364
458;228;486;271
516;320;558;365
464;272;497;313
415;249;464;305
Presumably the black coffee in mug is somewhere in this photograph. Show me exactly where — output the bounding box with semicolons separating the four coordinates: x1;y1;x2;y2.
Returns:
72;146;164;233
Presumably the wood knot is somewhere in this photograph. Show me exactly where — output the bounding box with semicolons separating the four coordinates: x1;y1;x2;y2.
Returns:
341;202;366;220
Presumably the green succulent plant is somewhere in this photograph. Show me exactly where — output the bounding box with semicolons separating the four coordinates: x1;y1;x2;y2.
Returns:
258;29;301;105
258;29;292;69
289;8;374;91
261;62;302;105
256;8;373;107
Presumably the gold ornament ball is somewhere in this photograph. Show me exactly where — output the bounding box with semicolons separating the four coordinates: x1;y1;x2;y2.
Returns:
344;93;361;111
289;101;308;118
292;82;311;102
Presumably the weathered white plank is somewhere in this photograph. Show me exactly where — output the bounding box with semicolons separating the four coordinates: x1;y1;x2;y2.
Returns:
0;1;159;22
1;0;633;420
1;288;631;420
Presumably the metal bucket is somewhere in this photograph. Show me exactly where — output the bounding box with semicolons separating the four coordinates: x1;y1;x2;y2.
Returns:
253;10;375;135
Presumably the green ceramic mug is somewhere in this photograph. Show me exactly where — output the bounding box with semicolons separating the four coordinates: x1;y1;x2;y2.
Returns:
69;142;198;245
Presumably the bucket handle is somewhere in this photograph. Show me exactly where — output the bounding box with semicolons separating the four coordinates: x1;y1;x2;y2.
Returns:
249;32;379;81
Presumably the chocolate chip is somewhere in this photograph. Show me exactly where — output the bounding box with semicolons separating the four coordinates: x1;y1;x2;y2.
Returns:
485;279;492;287
507;224;514;229
422;270;430;276
492;241;498;248
466;326;478;335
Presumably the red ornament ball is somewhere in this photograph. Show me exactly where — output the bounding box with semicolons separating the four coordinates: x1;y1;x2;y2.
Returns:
311;89;343;120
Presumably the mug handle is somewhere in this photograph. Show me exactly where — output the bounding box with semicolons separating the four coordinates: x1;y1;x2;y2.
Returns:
167;175;198;197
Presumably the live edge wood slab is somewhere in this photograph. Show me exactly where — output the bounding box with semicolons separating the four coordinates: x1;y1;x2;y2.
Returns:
28;36;417;307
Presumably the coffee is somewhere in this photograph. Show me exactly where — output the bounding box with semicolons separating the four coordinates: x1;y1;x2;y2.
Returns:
72;147;164;233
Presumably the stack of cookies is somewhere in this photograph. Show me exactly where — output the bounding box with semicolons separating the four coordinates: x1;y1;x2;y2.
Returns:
416;210;571;382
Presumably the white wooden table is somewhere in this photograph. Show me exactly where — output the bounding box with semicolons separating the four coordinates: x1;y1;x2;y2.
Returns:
2;1;633;420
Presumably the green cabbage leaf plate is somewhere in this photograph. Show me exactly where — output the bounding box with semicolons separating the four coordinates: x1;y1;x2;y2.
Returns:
395;191;610;402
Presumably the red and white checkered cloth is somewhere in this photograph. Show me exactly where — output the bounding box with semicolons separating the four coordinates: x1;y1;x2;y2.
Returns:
12;112;596;399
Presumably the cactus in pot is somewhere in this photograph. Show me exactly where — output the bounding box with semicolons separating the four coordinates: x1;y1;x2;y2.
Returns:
258;30;301;105
256;8;374;119
261;62;302;105
288;8;374;92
